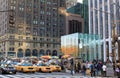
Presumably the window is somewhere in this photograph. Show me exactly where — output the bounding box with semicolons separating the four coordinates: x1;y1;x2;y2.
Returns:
18;36;23;40
47;44;51;48
47;39;51;42
26;37;30;40
9;35;15;39
40;0;45;2
18;42;23;46
53;44;57;48
40;43;44;48
33;20;38;25
9;28;15;34
9;47;14;51
33;43;37;48
40;21;45;25
40;11;45;14
10;6;16;10
40;38;44;41
33;37;37;41
9;41;15;46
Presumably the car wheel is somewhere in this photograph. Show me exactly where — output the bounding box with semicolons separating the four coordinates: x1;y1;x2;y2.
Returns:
0;70;3;74
39;68;42;72
32;71;35;73
49;71;52;73
21;68;24;73
14;72;16;74
58;71;61;72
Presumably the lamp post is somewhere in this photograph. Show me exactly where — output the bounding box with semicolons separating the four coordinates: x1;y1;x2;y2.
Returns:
112;2;120;70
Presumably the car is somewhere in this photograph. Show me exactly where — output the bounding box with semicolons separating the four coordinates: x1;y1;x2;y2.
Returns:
35;63;52;73
0;62;16;74
15;62;36;73
49;63;61;72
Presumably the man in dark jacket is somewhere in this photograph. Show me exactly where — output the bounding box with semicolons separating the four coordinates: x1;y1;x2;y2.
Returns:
70;58;75;75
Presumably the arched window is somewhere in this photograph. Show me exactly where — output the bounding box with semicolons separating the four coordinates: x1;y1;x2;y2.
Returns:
25;49;31;57
39;49;44;56
32;49;38;56
17;49;23;57
46;50;51;55
52;50;57;56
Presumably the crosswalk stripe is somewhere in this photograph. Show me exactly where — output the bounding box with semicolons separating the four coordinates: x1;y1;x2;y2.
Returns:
0;75;10;78
0;75;98;78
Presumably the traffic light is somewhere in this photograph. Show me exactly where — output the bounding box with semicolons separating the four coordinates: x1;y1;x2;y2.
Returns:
9;15;14;25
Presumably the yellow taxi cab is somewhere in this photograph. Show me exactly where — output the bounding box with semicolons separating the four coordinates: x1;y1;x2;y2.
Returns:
35;63;52;73
49;63;61;72
15;62;36;73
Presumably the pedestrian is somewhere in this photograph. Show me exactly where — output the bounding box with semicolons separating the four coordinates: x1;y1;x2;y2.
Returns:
82;63;86;76
102;63;107;77
90;62;95;77
115;66;120;77
78;62;81;73
70;58;75;75
96;62;103;76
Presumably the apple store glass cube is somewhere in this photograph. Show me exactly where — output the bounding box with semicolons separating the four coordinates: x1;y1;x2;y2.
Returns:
61;33;102;61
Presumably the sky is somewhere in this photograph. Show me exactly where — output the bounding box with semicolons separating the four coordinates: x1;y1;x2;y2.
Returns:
77;0;83;3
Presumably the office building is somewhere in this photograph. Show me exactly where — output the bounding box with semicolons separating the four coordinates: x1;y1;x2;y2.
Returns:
0;0;66;58
89;0;120;61
67;0;89;33
65;13;84;34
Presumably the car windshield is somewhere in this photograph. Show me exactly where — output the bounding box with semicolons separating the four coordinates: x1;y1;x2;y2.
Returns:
38;63;47;66
12;62;19;65
21;63;33;66
1;63;13;67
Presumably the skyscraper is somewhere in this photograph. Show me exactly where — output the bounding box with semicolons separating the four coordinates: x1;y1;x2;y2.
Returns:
89;0;120;61
0;0;66;58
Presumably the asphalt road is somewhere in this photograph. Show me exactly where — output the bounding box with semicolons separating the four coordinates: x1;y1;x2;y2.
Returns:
0;72;117;78
0;72;84;78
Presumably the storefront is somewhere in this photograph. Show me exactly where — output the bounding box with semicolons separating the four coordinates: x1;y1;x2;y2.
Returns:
61;33;102;61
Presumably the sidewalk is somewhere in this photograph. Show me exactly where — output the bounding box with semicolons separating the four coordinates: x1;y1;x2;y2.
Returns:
64;71;117;78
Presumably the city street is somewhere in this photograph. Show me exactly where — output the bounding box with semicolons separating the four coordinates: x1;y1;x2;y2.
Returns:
0;0;120;78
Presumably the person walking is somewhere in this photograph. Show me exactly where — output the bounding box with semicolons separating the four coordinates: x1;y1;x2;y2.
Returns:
96;62;103;76
115;66;120;77
78;62;81;73
90;62;95;77
102;63;107;77
82;63;86;76
70;58;75;76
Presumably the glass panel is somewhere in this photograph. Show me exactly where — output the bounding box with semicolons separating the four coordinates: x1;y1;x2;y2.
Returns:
61;33;102;61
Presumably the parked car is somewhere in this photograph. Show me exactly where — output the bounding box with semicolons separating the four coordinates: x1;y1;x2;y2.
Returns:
35;63;52;73
0;62;16;74
15;62;36;73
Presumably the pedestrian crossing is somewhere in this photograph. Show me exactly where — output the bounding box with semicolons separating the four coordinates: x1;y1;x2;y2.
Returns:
0;75;117;78
0;74;117;78
0;74;97;78
0;75;85;78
